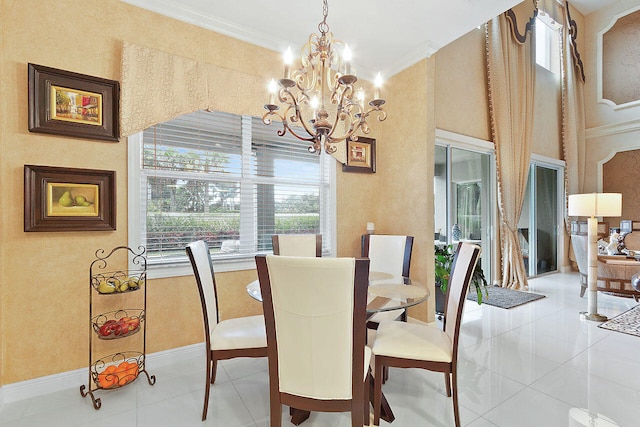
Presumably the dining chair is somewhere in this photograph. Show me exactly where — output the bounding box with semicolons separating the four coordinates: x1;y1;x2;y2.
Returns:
361;234;414;329
186;240;268;421
272;234;322;257
371;242;481;427
255;254;371;427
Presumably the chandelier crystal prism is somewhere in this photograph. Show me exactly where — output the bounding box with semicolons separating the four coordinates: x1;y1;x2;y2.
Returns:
262;0;387;155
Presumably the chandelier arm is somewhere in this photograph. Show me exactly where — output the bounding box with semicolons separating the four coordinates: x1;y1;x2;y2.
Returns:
327;121;362;143
325;84;357;140
280;88;317;138
280;121;316;142
262;109;286;126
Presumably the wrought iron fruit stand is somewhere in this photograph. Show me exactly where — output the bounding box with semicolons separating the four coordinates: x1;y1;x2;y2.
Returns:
80;246;156;409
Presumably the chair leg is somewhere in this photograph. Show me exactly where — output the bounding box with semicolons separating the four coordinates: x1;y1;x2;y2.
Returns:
451;367;460;427
271;401;282;427
352;402;365;427
373;357;384;426
210;359;218;384
364;370;370;425
202;354;212;421
444;372;451;397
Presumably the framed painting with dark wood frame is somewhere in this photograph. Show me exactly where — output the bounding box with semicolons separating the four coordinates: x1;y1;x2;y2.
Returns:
343;137;376;173
28;63;120;142
24;165;116;232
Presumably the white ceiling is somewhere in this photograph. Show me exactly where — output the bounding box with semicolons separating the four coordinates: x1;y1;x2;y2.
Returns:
122;0;617;81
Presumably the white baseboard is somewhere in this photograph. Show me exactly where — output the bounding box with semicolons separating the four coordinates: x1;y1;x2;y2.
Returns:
0;343;204;406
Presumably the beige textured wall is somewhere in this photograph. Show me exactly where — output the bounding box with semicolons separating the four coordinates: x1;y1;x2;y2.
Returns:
532;65;562;158
0;0;277;385
435;27;491;141
335;57;435;322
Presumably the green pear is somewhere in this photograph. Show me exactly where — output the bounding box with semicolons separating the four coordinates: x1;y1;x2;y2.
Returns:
59;191;73;207
97;280;116;294
75;195;87;205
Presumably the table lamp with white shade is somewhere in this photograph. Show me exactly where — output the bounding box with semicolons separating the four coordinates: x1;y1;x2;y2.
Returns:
568;193;622;321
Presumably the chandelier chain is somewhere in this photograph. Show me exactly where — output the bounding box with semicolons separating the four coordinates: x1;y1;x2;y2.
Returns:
318;0;329;35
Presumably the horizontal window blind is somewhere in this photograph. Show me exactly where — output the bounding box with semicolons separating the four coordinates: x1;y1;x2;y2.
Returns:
136;110;332;267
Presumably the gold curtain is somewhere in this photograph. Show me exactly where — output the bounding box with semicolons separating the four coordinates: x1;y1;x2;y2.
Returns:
486;6;536;290
561;1;586;220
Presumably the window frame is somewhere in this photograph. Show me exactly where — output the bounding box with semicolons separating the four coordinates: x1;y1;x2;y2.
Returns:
128;114;337;279
535;14;561;75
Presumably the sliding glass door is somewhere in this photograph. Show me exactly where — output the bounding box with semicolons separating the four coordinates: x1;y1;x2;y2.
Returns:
518;162;563;276
435;145;493;284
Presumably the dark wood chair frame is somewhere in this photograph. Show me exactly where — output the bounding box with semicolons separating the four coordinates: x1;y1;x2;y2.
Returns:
255;255;371;427
373;242;480;427
186;241;268;421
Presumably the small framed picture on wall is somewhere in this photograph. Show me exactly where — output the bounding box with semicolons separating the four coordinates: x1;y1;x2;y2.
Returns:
343;137;376;173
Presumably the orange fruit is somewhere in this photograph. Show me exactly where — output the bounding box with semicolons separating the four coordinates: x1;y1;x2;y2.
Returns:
115;361;138;386
97;365;118;388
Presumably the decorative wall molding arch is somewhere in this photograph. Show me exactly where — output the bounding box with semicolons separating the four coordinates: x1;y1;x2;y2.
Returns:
596;5;640;109
596;146;640;193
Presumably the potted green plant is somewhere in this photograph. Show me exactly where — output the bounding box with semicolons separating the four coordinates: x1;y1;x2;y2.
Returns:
434;244;488;315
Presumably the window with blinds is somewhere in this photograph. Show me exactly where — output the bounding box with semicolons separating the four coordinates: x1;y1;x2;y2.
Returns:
129;109;334;274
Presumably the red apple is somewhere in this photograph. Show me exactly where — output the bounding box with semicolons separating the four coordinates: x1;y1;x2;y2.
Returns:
127;317;141;331
98;320;117;337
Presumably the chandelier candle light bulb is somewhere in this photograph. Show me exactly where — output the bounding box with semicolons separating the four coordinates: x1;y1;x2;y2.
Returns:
374;72;383;100
283;47;293;79
268;79;278;105
262;0;387;155
343;44;352;75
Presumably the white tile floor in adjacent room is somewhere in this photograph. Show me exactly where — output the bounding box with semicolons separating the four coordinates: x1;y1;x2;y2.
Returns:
2;271;640;426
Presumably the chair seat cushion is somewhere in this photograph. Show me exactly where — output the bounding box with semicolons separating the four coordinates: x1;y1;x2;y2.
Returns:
211;315;267;350
372;321;452;362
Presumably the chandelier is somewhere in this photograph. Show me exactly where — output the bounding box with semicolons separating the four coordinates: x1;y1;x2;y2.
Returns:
262;0;387;155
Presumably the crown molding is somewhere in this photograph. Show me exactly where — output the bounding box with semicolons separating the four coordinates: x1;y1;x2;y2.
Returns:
121;0;287;53
586;118;640;139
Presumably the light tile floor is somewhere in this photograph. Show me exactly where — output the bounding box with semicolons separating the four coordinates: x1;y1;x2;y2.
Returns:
2;271;640;426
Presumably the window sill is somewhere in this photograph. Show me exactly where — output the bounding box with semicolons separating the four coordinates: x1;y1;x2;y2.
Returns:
145;257;258;279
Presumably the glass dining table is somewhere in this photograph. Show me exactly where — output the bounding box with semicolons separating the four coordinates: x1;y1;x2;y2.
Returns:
245;272;430;424
246;272;429;316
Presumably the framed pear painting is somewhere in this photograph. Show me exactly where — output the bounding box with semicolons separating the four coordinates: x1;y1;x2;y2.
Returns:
24;165;116;232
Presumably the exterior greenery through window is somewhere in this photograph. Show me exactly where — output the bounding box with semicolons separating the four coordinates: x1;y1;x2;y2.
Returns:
134;110;332;268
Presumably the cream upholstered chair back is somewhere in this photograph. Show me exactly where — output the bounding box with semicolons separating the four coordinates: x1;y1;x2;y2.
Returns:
272;234;322;257
186;241;220;334
256;254;369;401
362;234;413;283
443;242;481;342
188;240;267;421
